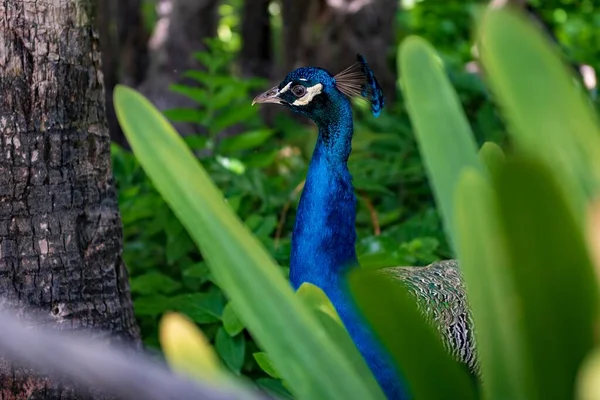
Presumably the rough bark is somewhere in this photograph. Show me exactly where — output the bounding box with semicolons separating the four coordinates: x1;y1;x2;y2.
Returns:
137;0;219;136
282;0;398;99
0;0;140;398
240;0;272;79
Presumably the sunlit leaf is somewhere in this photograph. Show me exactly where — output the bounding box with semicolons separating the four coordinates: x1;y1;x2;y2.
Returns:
159;312;225;382
478;141;505;177
480;8;600;223
494;156;598;399
399;36;484;251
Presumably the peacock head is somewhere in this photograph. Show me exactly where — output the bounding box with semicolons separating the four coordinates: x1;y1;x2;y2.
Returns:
252;54;384;124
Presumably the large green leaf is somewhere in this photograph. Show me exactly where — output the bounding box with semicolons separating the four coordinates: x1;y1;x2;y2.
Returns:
348;270;478;400
494;156;598;399
454;168;531;400
479;8;600;222
114;85;385;400
478;142;505;177
399;36;483;251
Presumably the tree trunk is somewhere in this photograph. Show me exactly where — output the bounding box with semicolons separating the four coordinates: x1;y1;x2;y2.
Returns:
0;0;140;398
137;0;219;136
282;0;398;99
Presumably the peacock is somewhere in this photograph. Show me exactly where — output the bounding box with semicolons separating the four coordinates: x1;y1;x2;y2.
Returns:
252;55;477;399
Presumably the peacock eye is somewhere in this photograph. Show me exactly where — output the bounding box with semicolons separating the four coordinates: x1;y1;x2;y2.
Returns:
292;85;306;97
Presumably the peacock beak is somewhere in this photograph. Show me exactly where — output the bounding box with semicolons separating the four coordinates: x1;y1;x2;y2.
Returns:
252;86;284;106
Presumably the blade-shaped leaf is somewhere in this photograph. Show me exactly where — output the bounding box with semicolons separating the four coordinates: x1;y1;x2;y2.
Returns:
114;85;385;400
159;312;226;382
494;156;598;399
348;270;478;400
478;141;505;177
479;8;600;222
399;36;484;251
454;168;531;400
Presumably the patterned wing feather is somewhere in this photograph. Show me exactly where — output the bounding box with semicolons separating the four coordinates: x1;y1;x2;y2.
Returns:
379;260;479;375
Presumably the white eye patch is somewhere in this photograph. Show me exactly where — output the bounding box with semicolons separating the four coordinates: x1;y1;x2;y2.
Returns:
292;83;323;106
278;82;293;94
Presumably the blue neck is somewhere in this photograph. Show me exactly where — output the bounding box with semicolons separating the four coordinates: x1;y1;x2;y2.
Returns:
289;108;357;289
288;98;408;399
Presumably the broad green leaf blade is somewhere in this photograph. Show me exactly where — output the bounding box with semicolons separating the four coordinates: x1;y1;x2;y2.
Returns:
478;142;505;177
159;313;226;382
479;8;600;221
454;168;531;400
222;303;245;337
348;270;478;400
494;156;598;399
114;85;385;400
253;352;281;379
399;36;483;251
297;283;342;324
215;327;245;375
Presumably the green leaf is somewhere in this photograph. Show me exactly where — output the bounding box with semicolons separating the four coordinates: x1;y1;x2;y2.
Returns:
133;295;172;317
222;302;245;336
494;156;598;399
211;105;257;135
183;70;212;85
353;179;394;196
163;108;206;123
478;141;505;177
166;232;195;265
454;168;530;400
184;135;209;150
159;312;226;381
114;85;385;400
255;378;293;399
399;36;484;251
215;327;245;374
212;86;241;109
170;84;208;105
480;8;600;221
348;270;478;400
219;129;275;153
170;291;225;324
296;283;342;325
253;352;280;379
130;272;182;295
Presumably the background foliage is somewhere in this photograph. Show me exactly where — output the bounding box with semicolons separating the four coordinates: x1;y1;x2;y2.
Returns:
110;0;600;395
